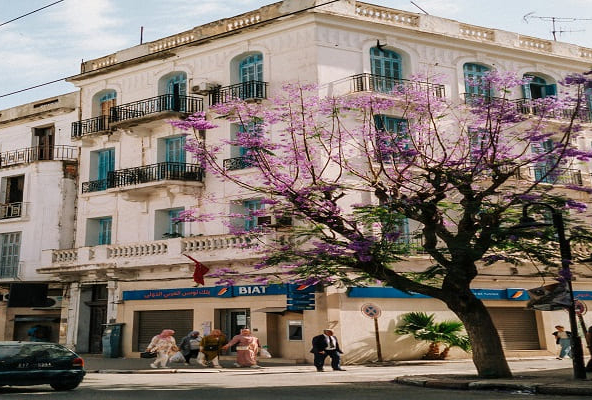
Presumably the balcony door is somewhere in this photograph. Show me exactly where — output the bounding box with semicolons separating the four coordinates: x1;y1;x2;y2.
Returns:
463;63;490;97
34;126;54;160
370;47;401;92
166;74;187;112
239;54;263;99
96;148;115;189
522;75;556;99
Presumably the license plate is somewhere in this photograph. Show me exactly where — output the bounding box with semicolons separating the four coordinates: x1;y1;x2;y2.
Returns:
17;362;53;368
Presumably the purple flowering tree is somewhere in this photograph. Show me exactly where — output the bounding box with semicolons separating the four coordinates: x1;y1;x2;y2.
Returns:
170;72;592;378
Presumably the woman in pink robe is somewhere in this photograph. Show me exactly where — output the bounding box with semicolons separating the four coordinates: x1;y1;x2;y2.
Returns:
223;328;261;368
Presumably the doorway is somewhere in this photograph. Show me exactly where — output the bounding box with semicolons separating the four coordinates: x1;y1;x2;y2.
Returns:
34;126;54;160
86;285;108;353
218;308;250;351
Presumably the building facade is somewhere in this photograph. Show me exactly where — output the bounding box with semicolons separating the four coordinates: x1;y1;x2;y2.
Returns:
0;92;78;343
30;0;592;362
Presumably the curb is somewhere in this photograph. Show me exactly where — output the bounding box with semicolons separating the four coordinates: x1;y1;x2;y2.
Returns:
395;376;592;396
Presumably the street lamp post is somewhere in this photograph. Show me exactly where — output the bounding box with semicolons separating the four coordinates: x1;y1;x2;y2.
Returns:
518;203;587;380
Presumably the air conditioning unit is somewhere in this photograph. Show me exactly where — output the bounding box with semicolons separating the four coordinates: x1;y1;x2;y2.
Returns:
33;295;63;310
191;82;218;95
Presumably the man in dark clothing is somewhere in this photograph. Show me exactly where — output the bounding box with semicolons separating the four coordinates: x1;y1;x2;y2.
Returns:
310;328;345;372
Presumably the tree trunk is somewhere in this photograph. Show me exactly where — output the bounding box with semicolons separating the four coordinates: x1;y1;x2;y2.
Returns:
445;289;512;378
423;342;441;360
439;346;450;360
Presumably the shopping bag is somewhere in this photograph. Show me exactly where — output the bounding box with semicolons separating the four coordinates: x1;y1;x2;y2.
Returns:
169;351;185;363
260;347;272;358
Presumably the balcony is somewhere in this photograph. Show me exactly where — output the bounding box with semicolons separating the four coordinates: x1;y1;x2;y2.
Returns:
332;73;446;98
0;202;29;220
530;167;583;186
463;94;592;123
0;145;78;168
39;234;275;278
71;115;110;138
223;156;254;171
110;94;204;127
71;95;204;138
209;80;268;105
81;162;204;193
515;98;591;123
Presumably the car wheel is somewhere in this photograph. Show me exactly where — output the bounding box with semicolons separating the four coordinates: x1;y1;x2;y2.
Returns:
50;381;81;391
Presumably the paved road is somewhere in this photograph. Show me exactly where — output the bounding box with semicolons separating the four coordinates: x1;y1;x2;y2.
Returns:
1;359;590;399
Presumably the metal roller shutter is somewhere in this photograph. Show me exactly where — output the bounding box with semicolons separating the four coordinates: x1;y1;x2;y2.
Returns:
136;310;193;351
489;307;540;350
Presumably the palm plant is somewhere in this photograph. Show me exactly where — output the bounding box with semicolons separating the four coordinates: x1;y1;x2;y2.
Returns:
395;312;471;359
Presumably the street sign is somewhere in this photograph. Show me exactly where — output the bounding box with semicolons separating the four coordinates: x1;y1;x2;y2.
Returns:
575;300;587;315
361;303;381;319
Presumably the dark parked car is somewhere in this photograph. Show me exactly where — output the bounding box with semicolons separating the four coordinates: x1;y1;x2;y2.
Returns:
0;341;85;391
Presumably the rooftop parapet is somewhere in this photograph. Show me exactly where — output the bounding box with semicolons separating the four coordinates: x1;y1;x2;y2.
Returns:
75;0;592;79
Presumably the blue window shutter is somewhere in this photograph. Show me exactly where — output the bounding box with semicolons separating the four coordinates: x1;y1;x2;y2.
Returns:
98;218;112;245
243;200;262;231
165;137;186;163
522;83;532;99
370;47;401;92
544;84;556;97
167;74;187;96
463;63;490;96
97;149;115;181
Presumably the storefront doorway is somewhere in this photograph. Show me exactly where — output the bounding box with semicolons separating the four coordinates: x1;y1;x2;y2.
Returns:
218;308;250;350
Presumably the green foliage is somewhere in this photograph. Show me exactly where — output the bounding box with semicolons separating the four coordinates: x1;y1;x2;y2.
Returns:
395;311;472;358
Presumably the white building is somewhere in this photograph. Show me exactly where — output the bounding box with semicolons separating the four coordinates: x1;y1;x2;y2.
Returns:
0;92;78;342
37;1;592;362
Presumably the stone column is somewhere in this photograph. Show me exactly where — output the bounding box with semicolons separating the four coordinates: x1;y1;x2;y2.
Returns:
107;280;119;323
65;282;81;350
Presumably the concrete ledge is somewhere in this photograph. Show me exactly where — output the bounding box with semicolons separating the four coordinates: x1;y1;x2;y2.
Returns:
424;379;470;390
468;380;538;393
394;376;427;387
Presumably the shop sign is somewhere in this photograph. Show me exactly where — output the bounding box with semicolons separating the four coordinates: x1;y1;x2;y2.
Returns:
123;284;289;301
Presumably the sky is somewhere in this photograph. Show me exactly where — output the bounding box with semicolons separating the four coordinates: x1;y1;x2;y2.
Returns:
1;0;592;110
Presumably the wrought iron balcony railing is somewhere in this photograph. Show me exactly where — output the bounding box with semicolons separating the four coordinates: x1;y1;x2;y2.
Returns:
463;94;592;123
210;80;268;105
82;162;205;193
71;115;110;138
0;202;28;219
515;98;591;122
223;156;255;171
350;73;446;98
110;94;204;124
0;145;78;168
530;167;583;186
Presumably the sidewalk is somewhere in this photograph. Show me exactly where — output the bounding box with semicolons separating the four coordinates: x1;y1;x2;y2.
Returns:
81;355;592;396
82;354;300;373
395;368;592;396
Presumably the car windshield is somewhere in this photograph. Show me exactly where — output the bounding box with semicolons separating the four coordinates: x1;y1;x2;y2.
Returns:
0;344;74;360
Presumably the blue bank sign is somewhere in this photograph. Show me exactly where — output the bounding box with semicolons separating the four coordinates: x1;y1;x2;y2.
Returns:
347;287;592;301
122;284;314;301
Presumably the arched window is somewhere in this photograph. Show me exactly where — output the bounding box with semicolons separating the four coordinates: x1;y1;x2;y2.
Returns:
98;91;116;117
370;47;402;92
463;63;490;96
522;74;556;99
239;54;263;83
166;73;187;96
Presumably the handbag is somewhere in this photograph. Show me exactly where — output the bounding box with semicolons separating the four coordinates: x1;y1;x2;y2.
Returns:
140;351;157;359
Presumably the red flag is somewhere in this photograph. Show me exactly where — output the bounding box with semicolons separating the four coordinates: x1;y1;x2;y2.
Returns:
183;254;209;286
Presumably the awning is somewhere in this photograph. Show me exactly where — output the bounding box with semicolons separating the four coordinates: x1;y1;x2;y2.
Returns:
253;307;287;314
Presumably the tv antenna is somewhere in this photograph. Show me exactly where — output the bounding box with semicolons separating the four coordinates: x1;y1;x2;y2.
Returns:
523;12;591;41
